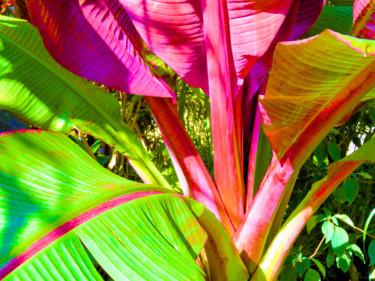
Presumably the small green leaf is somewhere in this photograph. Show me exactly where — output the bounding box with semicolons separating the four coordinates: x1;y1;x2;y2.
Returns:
330;217;339;226
323;208;331;217
96;154;109;165
317;214;326;222
336;253;351;272
284;255;295;266
334;214;354;227
311;258;326;278
302;257;311;268
334;184;347;204
356;171;372;179
327;142;340;162
296;261;308;277
326;251;335;268
330;128;340;135
314;142;327;165
369;240;375;266
332;227;349;256
344;178;359;204
280;266;298;281
304;269;321;281
322;221;335;243
90;139;101;153
307;216;319;234
350;244;365;263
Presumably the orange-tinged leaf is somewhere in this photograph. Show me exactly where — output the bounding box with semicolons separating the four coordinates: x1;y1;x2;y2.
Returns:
260;30;375;167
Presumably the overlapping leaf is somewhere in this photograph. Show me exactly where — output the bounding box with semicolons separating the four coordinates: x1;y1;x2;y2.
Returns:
260;30;375;166
0;130;207;280
0;130;168;266
24;0;171;97
24;0;299;92
331;0;354;5
303;6;353;38
75;195;207;281
352;0;375;38
0;16;169;186
288;0;326;40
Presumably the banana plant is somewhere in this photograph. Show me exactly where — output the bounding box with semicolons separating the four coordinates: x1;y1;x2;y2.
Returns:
1;0;375;280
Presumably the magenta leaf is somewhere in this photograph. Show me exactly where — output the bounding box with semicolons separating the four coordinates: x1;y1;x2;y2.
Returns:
25;0;172;97
288;0;326;40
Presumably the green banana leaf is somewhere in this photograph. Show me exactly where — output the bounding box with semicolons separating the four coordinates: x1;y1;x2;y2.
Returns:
303;6;353;38
0;130;207;280
0;15;170;188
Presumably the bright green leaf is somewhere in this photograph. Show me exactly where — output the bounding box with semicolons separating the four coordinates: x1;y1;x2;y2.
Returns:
356;171;372;179
334;214;354;227
304;269;321;281
75;194;208;281
332;227;349;256
0;16;170;188
331;217;339;226
350;244;365;263
90;139;101;154
322;221;335;243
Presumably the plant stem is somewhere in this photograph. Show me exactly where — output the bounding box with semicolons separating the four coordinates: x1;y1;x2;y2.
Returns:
309;237;325;259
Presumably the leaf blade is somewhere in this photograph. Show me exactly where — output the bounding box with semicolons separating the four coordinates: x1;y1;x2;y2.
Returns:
0;16;169;187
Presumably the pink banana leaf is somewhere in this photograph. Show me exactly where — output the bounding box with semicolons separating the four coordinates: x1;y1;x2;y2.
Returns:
234;30;375;273
288;0;327;40
202;0;300;227
244;0;325;204
25;0;301;228
24;0;172;97
122;0;299;225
